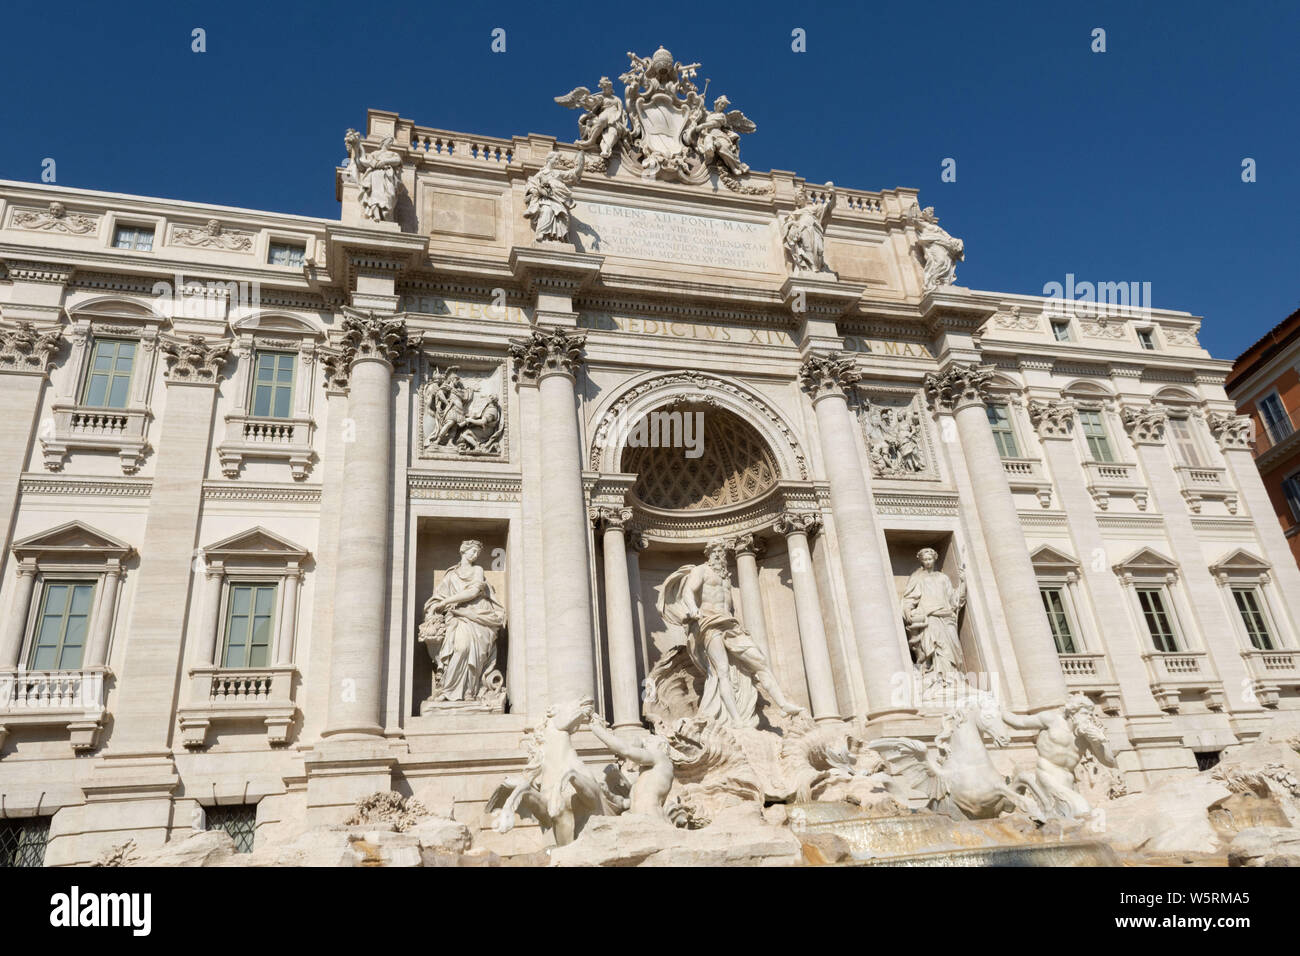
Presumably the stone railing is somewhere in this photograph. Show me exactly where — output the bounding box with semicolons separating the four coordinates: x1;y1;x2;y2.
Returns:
0;667;109;753
1057;653;1121;714
1173;464;1238;514
1002;457;1053;508
1242;649;1300;709
1142;650;1222;713
218;413;315;480
178;665;296;748
408;126;515;165
805;184;884;217
1083;459;1149;511
41;403;149;474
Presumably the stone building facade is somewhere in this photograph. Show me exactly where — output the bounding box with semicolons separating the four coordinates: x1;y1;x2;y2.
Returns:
2;53;1299;864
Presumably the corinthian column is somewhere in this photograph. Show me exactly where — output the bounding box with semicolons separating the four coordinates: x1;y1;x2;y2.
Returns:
799;354;911;718
591;506;639;728
322;311;408;739
510;327;595;705
925;363;1067;711
775;511;839;721
728;533;769;655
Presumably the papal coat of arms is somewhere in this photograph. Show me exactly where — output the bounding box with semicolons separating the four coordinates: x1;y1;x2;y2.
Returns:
555;46;758;185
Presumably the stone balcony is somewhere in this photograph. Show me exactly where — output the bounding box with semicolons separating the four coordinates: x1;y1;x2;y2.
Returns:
1142;650;1223;712
217;414;315;480
0;667;109;753
1241;648;1300;708
1001;457;1053;508
177;665;296;748
1174;464;1238;514
1057;653;1122;714
40;402;149;474
1082;459;1149;511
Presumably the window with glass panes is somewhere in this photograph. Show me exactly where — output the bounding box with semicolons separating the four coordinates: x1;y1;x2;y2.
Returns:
27;581;94;670
220;583;277;668
1039;586;1078;654
0;817;51;867
1232;587;1275;650
1167;416;1203;467
251;351;296;418
268;242;305;267
1284;474;1300;524
1077;409;1114;462
986;402;1019;458
205;804;257;854
112;225;154;251
1136;587;1179;652
1258;393;1293;443
1137;328;1156;350
81;338;136;409
1051;321;1071;342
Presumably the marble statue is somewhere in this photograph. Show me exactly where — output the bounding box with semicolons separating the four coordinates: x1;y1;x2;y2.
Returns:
421;367;504;456
554;77;627;160
650;539;806;727
908;204;964;292
901;548;967;686
864;401;926;475
345;129;402;223
780;183;836;273
488;696;619;845
417;539;507;713
870;693;1045;822
588;713;675;822
683;95;756;177
1002;693;1118;821
523;151;585;243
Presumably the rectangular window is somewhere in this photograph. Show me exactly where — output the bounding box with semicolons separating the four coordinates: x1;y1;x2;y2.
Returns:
81;338;136;409
1051;321;1072;342
1232;587;1275;650
1167;416;1204;467
1040;586;1078;654
251;351;296;419
205;804;257;854
1284;474;1300;524
220;583;277;668
27;581;94;671
1137;328;1156;350
1136;587;1179;652
1078;409;1115;462
0;817;51;867
986;403;1020;458
112;225;154;251
267;242;305;268
1258;392;1293;444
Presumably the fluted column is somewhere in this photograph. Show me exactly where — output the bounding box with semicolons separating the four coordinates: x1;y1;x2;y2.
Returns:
926;363;1067;711
510;327;595;705
85;563;122;668
775;511;839;721
322;311;408;739
799;354;911;717
0;563;38;669
592;506;639;728
728;533;770;655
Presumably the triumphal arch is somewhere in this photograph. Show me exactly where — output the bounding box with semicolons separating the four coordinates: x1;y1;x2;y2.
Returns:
1;46;1299;863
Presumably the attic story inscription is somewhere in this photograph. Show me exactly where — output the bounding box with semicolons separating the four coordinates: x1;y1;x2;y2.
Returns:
571;201;772;271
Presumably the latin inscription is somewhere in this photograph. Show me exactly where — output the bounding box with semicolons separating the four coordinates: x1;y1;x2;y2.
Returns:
843;334;933;358
571;202;773;272
579;312;794;346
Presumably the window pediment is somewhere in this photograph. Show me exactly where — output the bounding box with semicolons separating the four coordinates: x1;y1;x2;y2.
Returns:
12;521;133;564
201;527;309;564
1208;548;1270;577
1029;544;1080;574
1112;546;1178;577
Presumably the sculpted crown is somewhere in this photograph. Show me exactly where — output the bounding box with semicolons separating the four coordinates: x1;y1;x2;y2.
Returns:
339;310;410;367
1207;411;1254;450
924;363;996;412
1120;404;1168;444
0;321;63;374
161;335;230;383
798;353;861;399
508;326;587;382
1028;398;1077;438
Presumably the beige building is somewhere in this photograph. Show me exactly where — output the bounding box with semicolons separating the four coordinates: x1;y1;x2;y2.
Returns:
2;51;1298;865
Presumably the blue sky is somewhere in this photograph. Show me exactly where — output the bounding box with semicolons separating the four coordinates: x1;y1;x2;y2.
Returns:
1;0;1295;360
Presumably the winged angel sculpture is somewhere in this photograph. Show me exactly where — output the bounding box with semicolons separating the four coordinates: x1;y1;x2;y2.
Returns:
554;47;757;181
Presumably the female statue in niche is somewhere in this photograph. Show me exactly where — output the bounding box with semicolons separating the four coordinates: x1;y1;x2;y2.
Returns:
418;539;507;709
901;546;967;687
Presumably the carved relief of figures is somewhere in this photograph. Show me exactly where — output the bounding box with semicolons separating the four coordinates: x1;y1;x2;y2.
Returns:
419;365;505;456
172;219;254;252
648;539;806;728
417;539;507;714
344;129;402;223
554;77;628;160
523;152;585;243
908;204;964;292
863;397;927;476
901;548;967;687
780;183;836;274
12;202;98;235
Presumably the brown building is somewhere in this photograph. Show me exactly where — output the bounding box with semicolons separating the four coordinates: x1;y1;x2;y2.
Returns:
1226;307;1300;567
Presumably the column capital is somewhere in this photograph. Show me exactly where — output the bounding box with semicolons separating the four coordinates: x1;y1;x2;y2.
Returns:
509;326;587;383
1028;398;1077;440
14;560;39;579
728;532;766;559
589;505;633;531
924;362;996;413
1120;404;1168;445
339;309;410;367
798;352;860;400
0;321;63;376
1206;411;1254;451
161;334;232;385
774;511;821;537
